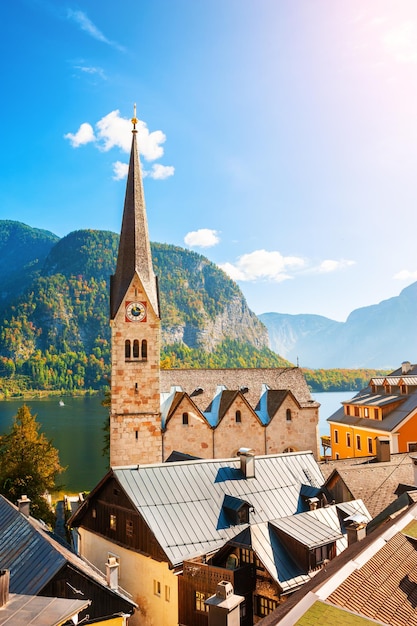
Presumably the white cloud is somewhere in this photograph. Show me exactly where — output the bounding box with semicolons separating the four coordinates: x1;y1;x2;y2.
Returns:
64;122;95;148
184;229;220;248
393;269;417;281
65;110;174;180
148;164;175;180
112;161;129;181
317;259;356;273
220;249;305;282
74;64;106;80
382;21;417;63
67;9;125;51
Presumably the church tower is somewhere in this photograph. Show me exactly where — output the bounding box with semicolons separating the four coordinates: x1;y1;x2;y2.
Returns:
109;108;161;466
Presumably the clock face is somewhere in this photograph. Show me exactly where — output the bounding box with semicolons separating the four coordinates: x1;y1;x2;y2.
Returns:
125;301;147;322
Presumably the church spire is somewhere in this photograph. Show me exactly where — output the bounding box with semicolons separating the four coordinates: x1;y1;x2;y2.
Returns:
110;106;159;319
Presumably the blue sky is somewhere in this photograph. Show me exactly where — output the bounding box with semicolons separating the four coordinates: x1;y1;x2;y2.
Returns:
1;0;417;322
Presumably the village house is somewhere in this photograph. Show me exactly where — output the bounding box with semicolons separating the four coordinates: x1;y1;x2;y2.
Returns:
327;361;417;460
109;110;320;468
68;449;371;626
0;494;136;624
258;499;417;626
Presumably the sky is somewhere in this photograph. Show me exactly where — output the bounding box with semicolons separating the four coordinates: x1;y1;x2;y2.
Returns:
1;0;417;322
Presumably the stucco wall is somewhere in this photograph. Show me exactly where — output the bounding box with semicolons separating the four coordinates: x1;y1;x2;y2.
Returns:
79;529;178;626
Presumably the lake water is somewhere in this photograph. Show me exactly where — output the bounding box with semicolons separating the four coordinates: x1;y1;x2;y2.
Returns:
0;391;348;493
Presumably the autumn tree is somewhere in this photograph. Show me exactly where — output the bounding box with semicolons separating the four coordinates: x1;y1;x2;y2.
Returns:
0;404;65;523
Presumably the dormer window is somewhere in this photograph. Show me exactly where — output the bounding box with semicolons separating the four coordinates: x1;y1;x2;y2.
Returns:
223;494;251;525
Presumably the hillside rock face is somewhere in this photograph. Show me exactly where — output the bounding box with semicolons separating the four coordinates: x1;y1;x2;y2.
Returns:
162;295;268;352
260;281;417;369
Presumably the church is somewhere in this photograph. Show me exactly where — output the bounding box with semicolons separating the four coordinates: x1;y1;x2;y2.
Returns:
109;112;320;466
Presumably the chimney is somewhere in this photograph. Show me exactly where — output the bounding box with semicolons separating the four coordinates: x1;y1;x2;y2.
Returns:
205;581;244;626
376;438;390;463
0;570;9;608
344;513;368;546
106;557;119;590
402;361;412;374
307;497;319;511
17;495;31;517
238;448;255;479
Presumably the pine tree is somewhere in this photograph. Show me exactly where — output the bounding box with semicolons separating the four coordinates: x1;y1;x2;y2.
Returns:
0;404;64;523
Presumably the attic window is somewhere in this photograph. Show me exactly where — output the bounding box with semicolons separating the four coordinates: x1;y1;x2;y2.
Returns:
235;410;241;423
223;494;250;525
286;409;292;421
182;412;189;425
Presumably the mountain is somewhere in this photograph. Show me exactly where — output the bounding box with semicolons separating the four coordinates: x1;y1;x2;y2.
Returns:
0;221;58;304
260;282;417;369
0;222;282;392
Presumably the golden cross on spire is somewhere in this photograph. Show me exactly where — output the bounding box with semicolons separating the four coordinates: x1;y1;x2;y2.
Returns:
131;103;138;132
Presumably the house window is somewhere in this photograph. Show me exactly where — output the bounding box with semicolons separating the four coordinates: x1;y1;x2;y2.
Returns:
182;412;189;425
346;432;351;447
385;384;391;394
165;585;170;602
346;405;351;416
283;447;296;453
256;596;278;617
334;430;339;444
286;408;292;421
368;437;373;454
240;548;254;564
408;443;417;452
126;520;134;537
235;410;241;423
153;580;161;597
356;435;361;450
354;406;359;417
133;340;139;358
125;340;131;359
400;384;407;394
364;407;369;418
110;514;117;531
374;408;379;419
312;543;334;568
141;339;147;359
371;384;376;393
195;591;209;612
237;506;249;524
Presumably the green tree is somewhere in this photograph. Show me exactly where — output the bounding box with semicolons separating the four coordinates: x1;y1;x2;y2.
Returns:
0;404;65;524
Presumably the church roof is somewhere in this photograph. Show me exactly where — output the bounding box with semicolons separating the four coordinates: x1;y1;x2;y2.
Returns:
160;367;318;412
110;127;159;319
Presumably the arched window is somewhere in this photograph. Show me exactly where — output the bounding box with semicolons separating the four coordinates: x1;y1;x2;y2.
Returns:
235;410;241;423
133;340;139;358
141;339;147;360
182;412;189;425
283;447;296;453
125;340;131;359
286;409;292;421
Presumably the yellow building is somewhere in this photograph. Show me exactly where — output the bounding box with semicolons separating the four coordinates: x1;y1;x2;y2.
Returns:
328;362;417;460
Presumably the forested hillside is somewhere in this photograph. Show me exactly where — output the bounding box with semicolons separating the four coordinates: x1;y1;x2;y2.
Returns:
0;222;286;395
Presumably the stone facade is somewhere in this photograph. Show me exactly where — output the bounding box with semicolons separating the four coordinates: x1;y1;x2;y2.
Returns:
110;274;161;466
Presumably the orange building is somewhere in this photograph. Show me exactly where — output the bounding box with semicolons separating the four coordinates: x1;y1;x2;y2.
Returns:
327;361;417;460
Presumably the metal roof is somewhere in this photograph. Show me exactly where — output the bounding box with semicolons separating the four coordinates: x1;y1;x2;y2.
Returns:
112;451;326;567
0;593;90;626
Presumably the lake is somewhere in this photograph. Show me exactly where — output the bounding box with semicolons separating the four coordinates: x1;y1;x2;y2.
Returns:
0;391;348;492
